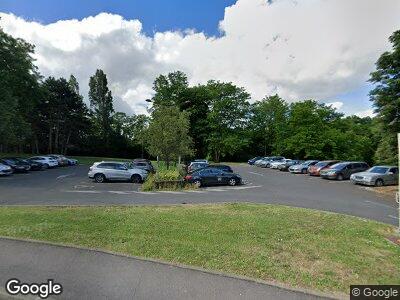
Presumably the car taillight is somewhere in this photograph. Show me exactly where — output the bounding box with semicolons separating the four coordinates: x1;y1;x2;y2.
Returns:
184;175;192;180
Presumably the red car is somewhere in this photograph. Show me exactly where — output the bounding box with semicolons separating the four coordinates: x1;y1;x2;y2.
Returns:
308;160;339;176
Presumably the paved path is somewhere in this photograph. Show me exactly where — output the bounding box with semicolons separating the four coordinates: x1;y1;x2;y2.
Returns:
0;238;335;300
0;164;397;224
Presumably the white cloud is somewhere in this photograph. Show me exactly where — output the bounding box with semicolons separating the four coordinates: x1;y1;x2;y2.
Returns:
1;0;400;115
355;109;375;118
327;101;344;111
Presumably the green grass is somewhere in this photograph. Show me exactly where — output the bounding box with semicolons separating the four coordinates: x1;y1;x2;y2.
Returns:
0;203;398;294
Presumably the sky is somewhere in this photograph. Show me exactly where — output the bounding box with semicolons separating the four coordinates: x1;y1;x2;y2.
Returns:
1;0;399;116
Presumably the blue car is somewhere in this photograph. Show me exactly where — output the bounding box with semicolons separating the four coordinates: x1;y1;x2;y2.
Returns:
248;156;262;165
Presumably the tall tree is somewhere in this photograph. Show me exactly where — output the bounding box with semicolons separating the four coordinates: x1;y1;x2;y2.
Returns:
206;81;251;162
0;26;40;152
88;69;114;149
250;95;289;156
146;106;193;169
369;30;400;164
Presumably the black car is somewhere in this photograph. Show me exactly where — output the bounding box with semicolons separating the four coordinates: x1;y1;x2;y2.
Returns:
184;168;241;187
206;164;233;173
19;158;45;171
0;158;31;173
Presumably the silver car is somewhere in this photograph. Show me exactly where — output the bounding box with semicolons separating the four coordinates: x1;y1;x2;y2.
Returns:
350;166;398;187
0;163;13;176
88;161;148;183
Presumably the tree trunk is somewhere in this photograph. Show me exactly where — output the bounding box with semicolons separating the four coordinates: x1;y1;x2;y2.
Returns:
54;124;59;154
64;131;72;155
48;126;53;153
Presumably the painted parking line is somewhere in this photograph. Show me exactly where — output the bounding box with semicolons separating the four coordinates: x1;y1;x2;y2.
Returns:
203;188;226;192
157;191;186;195
364;200;394;209
388;215;399;220
134;191;159;195
56;173;75;180
185;190;208;193
63;190;102;194
247;171;264;176
230;185;262;190
108;191;133;195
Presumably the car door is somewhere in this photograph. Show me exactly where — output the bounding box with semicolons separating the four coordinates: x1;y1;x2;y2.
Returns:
114;163;130;180
200;169;214;185
212;169;226;185
388;167;398;185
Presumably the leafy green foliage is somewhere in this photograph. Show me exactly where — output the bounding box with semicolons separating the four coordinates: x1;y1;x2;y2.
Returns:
369;30;400;164
146;106;193;168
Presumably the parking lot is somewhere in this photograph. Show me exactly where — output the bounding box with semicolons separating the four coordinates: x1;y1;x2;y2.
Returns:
0;163;397;225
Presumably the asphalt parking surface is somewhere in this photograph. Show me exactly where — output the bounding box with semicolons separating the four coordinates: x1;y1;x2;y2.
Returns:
0;164;397;225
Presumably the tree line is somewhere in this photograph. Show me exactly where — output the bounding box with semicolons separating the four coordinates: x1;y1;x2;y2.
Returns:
1;26;398;165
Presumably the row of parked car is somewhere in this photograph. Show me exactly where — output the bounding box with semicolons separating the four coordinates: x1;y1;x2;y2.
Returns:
88;159;242;188
248;156;398;187
0;155;78;176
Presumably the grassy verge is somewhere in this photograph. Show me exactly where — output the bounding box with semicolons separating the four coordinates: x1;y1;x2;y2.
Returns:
0;203;398;294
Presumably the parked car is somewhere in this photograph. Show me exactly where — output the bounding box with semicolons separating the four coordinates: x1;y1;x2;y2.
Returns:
48;154;69;166
254;157;269;166
0;163;13;176
320;162;369;180
260;156;285;168
188;161;209;173
350;166;398;186
308;160;339;176
19;158;45;171
184;167;241;187
130;159;155;173
29;156;59;168
206;164;233;173
289;160;318;174
67;158;78;166
278;160;303;172
0;158;31;173
270;159;291;169
88;161;148;183
194;159;209;164
248;157;263;165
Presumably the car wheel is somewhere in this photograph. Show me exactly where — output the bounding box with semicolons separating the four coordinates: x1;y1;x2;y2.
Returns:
94;173;106;183
131;174;142;183
43;163;49;169
193;180;202;187
228;178;237;186
301;168;307;174
337;173;344;181
375;179;384;187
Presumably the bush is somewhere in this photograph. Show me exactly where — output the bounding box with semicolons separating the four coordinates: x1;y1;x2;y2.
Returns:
141;169;195;191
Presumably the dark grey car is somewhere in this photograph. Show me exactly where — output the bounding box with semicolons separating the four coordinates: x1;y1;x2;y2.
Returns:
320;162;369;180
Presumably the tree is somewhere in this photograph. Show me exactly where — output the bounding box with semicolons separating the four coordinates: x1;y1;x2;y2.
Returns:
152;71;189;107
206;81;251;162
250;95;289;156
40;77;89;154
88;69;114;149
369;30;400;164
0;26;40;152
146;106;193;169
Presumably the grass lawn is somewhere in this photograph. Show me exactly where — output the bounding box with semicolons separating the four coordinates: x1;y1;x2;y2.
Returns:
0;203;398;294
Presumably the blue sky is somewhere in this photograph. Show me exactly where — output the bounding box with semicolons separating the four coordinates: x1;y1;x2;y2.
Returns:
0;0;236;36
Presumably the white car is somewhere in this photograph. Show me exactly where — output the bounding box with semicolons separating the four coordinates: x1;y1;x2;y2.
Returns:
88;161;148;183
270;159;290;169
29;156;59;168
0;163;13;176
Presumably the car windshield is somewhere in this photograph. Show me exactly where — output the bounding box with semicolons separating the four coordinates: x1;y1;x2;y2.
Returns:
367;167;389;174
302;160;315;166
315;161;329;167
